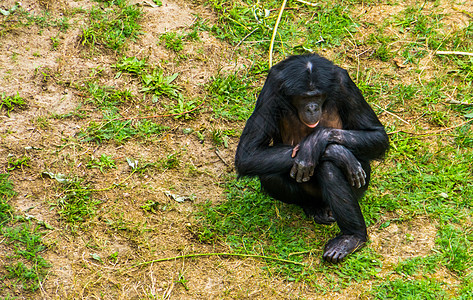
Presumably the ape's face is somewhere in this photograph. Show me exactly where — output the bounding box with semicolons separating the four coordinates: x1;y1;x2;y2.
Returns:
292;94;326;128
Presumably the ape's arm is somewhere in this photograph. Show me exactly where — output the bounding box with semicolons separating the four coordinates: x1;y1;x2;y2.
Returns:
235;110;294;177
290;67;389;182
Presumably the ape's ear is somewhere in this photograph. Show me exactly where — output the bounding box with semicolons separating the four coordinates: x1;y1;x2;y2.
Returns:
253;68;291;113
335;68;365;105
334;67;383;129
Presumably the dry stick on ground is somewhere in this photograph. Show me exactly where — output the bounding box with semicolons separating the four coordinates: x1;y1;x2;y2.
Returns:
435;50;473;56
374;103;410;125
452;6;473;19
215;149;229;166
445;99;473;106
121;252;306;272
113;98;206;121
231;27;259;58
388;118;473;136
268;0;288;67
268;0;320;66
294;0;319;7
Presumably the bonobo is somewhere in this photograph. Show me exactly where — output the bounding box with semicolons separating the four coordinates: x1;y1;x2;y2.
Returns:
235;54;389;263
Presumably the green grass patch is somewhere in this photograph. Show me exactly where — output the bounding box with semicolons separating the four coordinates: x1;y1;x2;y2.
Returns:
372;278;448;300
54;177;100;223
2;224;51;292
78;114;169;144
80;1;142;51
196;177;383;285
0;92;26;115
0;174;50;293
207;73;257;121
0;4;70;35
0;173;15;226
208;1;359;54
87;154;117;173
86;83;134;110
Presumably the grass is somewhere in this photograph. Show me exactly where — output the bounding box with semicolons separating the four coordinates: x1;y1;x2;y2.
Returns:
87;154;117;173
0;174;50;293
80;0;142;51
0;5;70;35
78;116;170;143
207;73;257;120
1;0;473;298
0;92;26;115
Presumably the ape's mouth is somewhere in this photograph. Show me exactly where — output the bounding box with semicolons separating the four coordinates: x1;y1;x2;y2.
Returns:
304;120;319;128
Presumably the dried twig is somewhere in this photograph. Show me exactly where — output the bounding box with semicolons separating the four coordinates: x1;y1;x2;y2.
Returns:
445;99;473;106
389;118;473;136
294;0;319;7
452;6;473;19
114;99;206;121
215;149;229;166
269;0;288;67
122;252;306;272
435;50;473;56
374;104;410;125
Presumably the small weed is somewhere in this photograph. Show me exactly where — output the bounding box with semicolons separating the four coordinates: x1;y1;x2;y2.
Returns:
113;56;147;77
141;200;161;213
108;251;119;262
159;152;181;170
34;116;50;129
141;70;182;101
207;73;256;121
0;173;16;225
7;155;30;171
160;32;184;52
163;97;199;119
0;92;26;115
78;114;169;144
211;129;236;148
127;158;157;173
80;2;142;51
176;273;189;290
87;154;117;173
55;177;100;223
50;36;60;50
372;278;447;299
50;104;88;119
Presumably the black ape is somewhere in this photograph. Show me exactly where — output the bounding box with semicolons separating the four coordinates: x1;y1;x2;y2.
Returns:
235;54;389;263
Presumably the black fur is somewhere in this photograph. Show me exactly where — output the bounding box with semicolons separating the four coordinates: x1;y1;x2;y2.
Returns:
235;54;389;263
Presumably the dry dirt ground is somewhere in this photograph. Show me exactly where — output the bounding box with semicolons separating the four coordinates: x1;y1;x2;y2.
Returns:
0;0;470;299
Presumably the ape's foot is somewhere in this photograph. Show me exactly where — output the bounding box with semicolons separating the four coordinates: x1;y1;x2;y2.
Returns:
303;207;336;225
322;234;366;263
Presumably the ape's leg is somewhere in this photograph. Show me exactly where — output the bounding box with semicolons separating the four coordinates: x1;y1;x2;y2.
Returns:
317;160;371;263
259;174;335;224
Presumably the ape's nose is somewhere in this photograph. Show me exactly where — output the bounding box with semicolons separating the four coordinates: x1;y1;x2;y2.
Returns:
306;103;319;114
